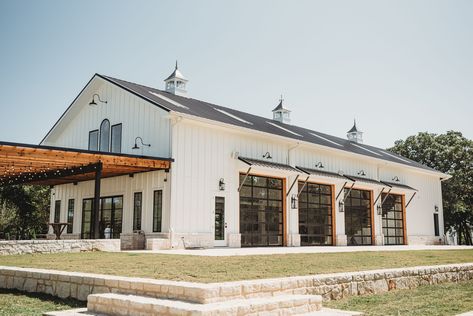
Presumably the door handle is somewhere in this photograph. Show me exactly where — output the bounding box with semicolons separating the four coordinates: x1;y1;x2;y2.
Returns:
224;223;228;229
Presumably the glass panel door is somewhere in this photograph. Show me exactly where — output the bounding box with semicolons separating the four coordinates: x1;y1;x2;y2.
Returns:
382;193;405;245
81;196;123;239
344;188;372;246
214;196;226;246
239;174;284;247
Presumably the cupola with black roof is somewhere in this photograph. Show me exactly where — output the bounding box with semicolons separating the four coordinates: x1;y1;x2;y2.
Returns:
164;61;188;96
347;119;363;143
272;95;291;124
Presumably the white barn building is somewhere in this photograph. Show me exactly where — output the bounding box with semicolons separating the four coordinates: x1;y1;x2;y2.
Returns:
37;64;450;248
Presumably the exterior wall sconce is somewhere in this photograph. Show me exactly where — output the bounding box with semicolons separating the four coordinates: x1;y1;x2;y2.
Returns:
357;170;366;176
219;178;225;191
262;152;272;159
89;93;107;106
315;162;324;169
339;200;344;212
291;194;298;209
392;176;400;182
434;205;439;213
132;137;151;150
164;169;169;182
377;204;382;215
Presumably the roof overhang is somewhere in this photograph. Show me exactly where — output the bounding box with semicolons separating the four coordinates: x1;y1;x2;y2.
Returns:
0;141;173;186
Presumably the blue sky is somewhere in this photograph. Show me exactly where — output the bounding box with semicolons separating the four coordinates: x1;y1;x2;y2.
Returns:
0;0;472;148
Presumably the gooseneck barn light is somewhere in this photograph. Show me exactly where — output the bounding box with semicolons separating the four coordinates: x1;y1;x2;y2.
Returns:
132;137;151;150
89;94;108;106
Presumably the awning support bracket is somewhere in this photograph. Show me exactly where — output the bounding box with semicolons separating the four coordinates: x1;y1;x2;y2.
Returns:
343;181;356;203
373;187;385;207
286;174;300;197
238;166;252;192
297;176;310;197
405;191;417;209
336;181;348;201
380;188;392;206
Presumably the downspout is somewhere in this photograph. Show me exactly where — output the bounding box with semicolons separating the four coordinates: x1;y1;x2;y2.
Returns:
168;115;182;248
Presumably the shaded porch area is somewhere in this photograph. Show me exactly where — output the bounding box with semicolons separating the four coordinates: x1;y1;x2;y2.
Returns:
0;141;172;239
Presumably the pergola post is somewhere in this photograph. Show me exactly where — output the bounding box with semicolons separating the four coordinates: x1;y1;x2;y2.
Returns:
93;162;103;239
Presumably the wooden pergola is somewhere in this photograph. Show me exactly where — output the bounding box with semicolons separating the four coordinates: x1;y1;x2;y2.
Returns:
0;141;172;238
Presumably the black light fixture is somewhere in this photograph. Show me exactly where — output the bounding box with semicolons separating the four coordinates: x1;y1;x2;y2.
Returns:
219;178;225;191
357;170;366;176
291;194;298;209
262;152;272;159
392;176;400;182
164;169;169;182
89;93;107;106
315;162;324;169
434;205;439;213
339;200;344;212
377;204;382;215
132;137;151;150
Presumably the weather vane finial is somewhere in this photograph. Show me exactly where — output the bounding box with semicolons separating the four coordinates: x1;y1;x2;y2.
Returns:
279;94;284;103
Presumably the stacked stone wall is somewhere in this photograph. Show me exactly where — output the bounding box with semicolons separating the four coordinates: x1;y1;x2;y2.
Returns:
0;240;120;255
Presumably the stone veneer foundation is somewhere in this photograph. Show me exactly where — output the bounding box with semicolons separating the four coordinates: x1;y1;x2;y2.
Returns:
0;263;472;303
0;240;120;256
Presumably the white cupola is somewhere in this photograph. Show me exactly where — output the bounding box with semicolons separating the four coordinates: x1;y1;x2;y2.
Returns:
347;119;363;143
164;61;188;96
272;96;291;124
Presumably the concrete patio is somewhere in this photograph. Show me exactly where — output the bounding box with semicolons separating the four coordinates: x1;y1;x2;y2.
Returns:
128;245;473;257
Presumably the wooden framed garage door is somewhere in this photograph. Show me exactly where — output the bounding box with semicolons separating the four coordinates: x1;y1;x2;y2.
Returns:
239;174;284;247
298;182;334;246
344;188;373;246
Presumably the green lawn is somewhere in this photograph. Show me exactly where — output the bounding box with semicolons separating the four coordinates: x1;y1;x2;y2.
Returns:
326;279;473;316
0;249;472;282
0;289;84;316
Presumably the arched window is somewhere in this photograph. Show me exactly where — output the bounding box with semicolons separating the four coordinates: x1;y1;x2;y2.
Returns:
99;119;110;152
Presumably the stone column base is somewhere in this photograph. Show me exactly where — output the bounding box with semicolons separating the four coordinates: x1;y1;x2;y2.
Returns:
336;234;347;246
287;234;301;247
228;233;241;248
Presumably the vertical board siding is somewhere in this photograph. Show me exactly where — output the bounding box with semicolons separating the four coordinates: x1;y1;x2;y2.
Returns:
43;81;170;158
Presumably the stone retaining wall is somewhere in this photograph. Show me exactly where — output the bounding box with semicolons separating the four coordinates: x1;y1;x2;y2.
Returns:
0;263;472;303
0;239;120;255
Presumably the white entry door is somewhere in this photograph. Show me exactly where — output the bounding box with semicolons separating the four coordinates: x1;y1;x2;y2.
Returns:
214;196;227;246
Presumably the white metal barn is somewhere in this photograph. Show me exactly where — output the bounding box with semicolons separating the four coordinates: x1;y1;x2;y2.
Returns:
5;64;451;248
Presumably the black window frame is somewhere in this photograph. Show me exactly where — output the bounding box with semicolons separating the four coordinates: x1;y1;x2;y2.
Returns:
54;200;61;223
434;213;440;236
344;188;373;246
99;119;111;152
67;199;75;234
153;190;163;233
298;181;333;246
88;130;99;151
111;123;122;153
215;196;225;241
381;193;405;245
133;192;143;231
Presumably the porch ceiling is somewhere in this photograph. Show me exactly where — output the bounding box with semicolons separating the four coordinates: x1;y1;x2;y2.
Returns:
0;141;172;186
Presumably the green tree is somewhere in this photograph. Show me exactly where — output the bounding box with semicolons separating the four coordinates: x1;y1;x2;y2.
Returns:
389;131;473;245
0;185;50;240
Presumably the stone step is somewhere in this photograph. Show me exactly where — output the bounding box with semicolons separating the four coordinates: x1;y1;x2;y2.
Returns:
87;293;323;315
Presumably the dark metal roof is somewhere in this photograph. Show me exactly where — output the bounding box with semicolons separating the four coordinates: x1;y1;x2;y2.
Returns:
272;100;284;112
381;180;418;191
238;156;298;172
295;166;347;180
95;74;442;175
344;174;383;186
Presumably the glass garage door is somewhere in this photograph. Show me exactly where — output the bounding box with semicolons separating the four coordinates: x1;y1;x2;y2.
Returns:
382;193;405;245
344;188;372;246
298;182;334;246
240;174;284;247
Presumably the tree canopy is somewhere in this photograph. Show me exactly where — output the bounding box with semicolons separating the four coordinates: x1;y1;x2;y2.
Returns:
389;131;473;244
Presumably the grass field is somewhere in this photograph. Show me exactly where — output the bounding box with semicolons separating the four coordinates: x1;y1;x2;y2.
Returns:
326;279;473;316
0;289;84;316
0;249;472;282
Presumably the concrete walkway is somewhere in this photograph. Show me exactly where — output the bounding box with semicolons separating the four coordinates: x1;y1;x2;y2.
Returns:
128;245;473;257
